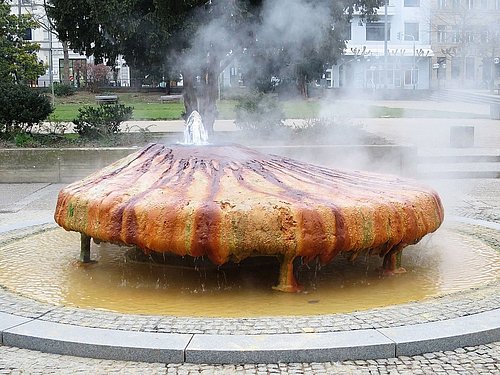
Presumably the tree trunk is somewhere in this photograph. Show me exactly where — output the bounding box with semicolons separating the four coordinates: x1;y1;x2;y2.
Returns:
181;55;219;136
182;72;198;120
198;54;218;136
62;41;70;85
298;74;308;99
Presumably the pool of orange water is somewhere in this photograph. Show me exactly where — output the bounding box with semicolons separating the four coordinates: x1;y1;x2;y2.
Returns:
0;224;498;317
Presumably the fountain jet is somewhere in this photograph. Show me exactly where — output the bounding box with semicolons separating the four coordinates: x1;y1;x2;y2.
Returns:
183;111;209;145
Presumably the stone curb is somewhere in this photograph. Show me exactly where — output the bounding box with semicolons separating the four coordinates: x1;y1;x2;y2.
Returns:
1;317;190;363
1;309;498;364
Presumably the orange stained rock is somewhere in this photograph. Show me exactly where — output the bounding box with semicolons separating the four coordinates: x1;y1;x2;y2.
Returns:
54;143;444;291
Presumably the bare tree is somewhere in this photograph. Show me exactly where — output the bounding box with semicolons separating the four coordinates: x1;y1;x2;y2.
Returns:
431;1;499;89
22;0;71;85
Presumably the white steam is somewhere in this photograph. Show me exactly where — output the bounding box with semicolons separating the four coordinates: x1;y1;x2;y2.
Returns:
259;0;332;49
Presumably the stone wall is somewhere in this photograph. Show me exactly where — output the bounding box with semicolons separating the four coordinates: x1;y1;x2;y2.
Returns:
0;145;416;183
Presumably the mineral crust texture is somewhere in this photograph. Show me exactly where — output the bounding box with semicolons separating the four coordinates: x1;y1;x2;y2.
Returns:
54;143;444;292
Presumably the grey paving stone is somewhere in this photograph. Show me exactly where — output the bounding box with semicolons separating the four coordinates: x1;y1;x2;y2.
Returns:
0;312;32;344
3;319;192;363
379;309;500;357
185;330;394;364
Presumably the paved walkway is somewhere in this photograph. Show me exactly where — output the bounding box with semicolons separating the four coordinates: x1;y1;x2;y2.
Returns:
0;342;498;374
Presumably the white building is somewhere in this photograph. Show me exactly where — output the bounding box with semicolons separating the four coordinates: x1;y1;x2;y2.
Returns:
8;0;131;87
327;0;433;90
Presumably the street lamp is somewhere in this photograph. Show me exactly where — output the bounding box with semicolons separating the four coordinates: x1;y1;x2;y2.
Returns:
383;0;388;89
48;24;54;106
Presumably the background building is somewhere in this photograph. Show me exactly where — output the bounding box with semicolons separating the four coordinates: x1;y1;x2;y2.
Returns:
328;0;434;91
7;0;131;88
430;0;500;90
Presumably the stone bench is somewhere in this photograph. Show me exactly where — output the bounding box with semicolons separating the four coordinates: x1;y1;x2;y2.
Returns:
159;95;182;103
95;95;118;105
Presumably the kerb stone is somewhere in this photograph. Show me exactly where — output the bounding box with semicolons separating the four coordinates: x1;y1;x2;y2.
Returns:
185;330;395;364
3;319;192;363
379;309;500;356
0;312;32;344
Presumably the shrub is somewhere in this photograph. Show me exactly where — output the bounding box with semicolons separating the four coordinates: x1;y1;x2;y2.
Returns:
290;118;388;145
73;104;133;139
0;82;53;135
53;83;76;97
234;91;285;135
14;133;36;147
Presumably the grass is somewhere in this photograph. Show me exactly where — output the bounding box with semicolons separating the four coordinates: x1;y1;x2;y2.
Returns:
217;100;237;119
51;91;185;122
48;91;487;122
127;103;184;120
282;100;321;118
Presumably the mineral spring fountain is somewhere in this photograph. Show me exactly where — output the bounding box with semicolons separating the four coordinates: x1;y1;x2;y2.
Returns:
54;111;445;293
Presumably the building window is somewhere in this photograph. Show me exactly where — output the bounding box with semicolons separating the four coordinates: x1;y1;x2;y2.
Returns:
59;59;87;85
404;23;419;41
23;28;32;40
451;57;462;78
466;56;475;79
452;0;461;8
480;0;488;8
343;21;352;40
480;30;488;42
438;0;448;8
466;0;474;8
404;0;420;6
21;0;32;4
366;22;390;41
451;26;460;43
404;68;418;86
437;25;447;43
437;57;447;79
464;31;474;43
394;70;402;87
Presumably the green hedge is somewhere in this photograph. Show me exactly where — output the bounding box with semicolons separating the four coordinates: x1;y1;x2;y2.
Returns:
0;82;53;135
73;104;133;139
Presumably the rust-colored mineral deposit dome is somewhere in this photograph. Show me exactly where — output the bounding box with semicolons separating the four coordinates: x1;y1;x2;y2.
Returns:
54;143;444;292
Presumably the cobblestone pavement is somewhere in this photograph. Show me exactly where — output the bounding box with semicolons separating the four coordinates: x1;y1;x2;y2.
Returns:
1;342;499;374
430;179;500;224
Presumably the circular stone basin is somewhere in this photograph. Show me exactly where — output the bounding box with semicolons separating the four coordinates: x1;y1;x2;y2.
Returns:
0;223;497;317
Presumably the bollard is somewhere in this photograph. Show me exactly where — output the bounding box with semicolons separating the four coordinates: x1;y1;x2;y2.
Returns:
450;126;474;148
490;104;500;120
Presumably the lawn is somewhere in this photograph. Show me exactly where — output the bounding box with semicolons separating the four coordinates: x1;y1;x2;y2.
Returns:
49;91;487;122
51;91;185;121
